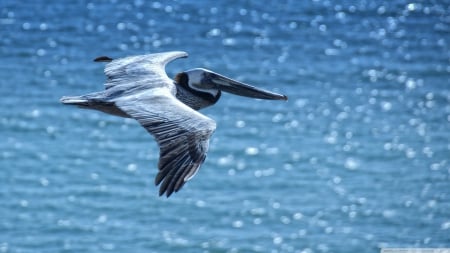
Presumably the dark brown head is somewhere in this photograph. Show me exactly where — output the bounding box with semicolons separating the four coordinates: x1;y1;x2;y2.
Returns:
174;71;221;105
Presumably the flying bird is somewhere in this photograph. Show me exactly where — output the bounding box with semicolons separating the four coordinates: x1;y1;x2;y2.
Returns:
60;51;287;197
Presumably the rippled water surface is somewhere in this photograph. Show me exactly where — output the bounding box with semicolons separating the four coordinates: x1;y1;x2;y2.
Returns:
1;0;449;252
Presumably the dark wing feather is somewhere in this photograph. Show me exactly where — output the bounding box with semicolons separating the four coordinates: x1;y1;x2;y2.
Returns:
93;56;113;62
115;89;216;197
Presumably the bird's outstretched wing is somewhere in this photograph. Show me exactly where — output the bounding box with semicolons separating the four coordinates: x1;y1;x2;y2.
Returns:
99;51;188;91
114;88;216;197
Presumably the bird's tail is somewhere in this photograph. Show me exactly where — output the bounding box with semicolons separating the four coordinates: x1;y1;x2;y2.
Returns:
60;93;129;118
60;95;90;106
60;91;107;106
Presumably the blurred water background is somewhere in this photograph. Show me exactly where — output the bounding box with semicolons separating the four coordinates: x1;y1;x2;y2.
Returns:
1;0;449;252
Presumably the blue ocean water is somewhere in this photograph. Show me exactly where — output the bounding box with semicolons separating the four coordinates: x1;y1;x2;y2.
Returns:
1;0;449;252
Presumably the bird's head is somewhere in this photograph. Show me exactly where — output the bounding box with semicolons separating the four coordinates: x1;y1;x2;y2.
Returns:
175;68;220;100
175;68;288;101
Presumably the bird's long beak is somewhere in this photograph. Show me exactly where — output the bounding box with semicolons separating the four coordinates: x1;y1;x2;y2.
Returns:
208;72;288;101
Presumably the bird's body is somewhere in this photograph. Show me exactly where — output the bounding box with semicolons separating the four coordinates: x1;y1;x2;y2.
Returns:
61;51;287;197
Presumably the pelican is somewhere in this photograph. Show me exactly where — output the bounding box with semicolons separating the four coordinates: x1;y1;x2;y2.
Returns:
60;51;287;197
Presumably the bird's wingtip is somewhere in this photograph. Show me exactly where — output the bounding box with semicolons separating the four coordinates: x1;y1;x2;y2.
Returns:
93;56;113;62
159;189;173;198
172;51;189;59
